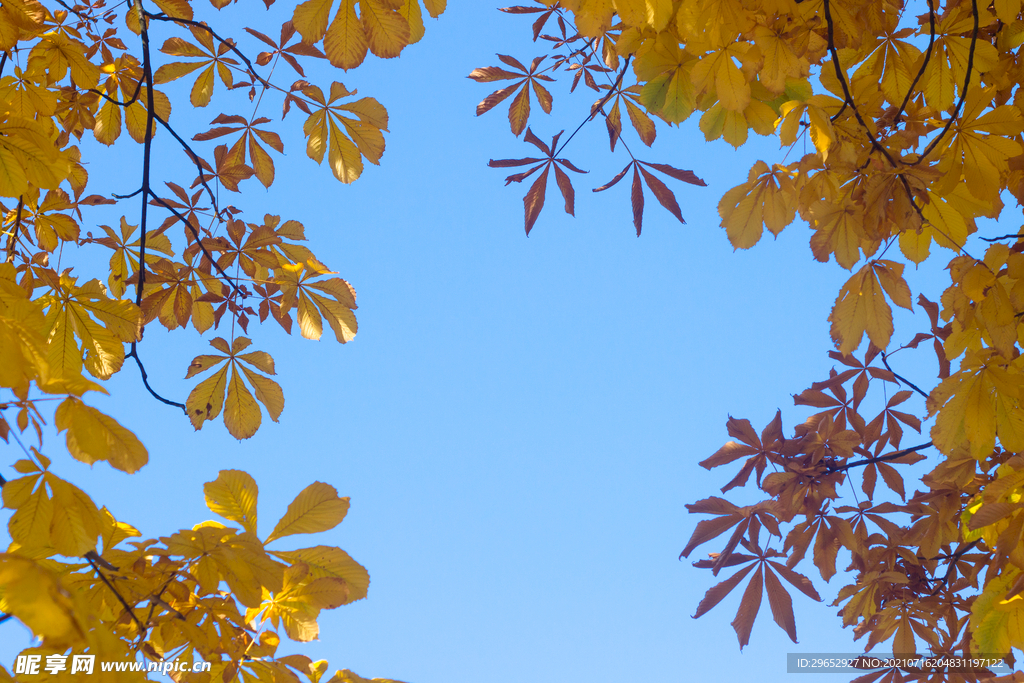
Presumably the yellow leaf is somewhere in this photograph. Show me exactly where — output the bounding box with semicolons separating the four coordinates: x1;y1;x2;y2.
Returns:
0;555;78;641
190;64;215;107
293;0;335;43
54;397;149;473
828;263;893;355
224;364;261;440
238;364;285;422
272;546;369;602
715;54;749;112
324;0;368;69
7;482;52;550
361;0;410;58
266;482;350;544
187;363;229;430
421;0;444;17
204;470;259;534
47;474;101;556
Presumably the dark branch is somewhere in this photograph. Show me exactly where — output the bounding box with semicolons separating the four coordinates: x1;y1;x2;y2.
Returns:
553;54;632;159
913;0;978;165
151;112;220;214
881;351;930;399
925;540;983;595
147;191;245;298
892;0;935;127
5;196;23;264
126;345;187;413
85;551;145;633
143;12;272;89
135;0;157;309
980;233;1024;242
828;441;933;473
822;0;924;222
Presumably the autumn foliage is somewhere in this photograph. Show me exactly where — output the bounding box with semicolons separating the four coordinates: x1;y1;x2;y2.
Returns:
0;0;444;680
476;0;1024;678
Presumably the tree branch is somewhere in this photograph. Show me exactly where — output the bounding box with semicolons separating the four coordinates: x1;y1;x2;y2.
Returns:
822;0;924;222
4;196;23;264
126;344;187;413
828;441;933;473
85;551;145;633
881;351;930;399
143;12;272;89
553;54;631;159
135;0;156;309
892;0;935;127
913;0;978;165
147;191;245;298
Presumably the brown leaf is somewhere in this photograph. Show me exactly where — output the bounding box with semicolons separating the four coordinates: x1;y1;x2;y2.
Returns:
523;165;549;235
767;560;822;601
731;565;763;649
693;563;756;618
553;164;574;216
681;513;743;558
639;165;684;224
764;566;798;643
476;82;521;117
641;161;707;186
631;165;644;236
508;84;531;135
593;162;631;193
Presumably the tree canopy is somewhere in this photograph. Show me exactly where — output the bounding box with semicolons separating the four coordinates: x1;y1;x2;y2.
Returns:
472;0;1024;678
0;0;444;681
5;0;1024;679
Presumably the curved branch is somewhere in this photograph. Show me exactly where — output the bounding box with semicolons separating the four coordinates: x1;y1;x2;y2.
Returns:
5;196;24;264
142;12;272;89
126;345;187;413
85;551;145;633
147;191;245;298
913;0;979;165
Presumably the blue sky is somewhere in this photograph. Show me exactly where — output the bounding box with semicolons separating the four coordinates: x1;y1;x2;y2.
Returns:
1;2;988;681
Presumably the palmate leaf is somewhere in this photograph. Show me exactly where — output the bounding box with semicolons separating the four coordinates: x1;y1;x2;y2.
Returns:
470;55;555;135
298;82;387;184
693;537;820;649
292;0;438;70
593;159;706;235
155;27;239;108
185;336;284;440
488;128;586;234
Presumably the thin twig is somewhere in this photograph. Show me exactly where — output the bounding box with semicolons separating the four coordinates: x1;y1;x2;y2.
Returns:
553;54;631;159
147;192;244;297
143;12;272;89
926;540;982;595
913;0;979;165
822;0;925;223
980;233;1024;242
151;113;221;214
126;345;187;413
85;552;145;633
892;0;935;127
5;196;23;264
828;441;933;473
881;352;930;399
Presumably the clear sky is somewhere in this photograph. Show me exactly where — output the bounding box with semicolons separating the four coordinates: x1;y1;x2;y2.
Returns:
2;2;985;682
